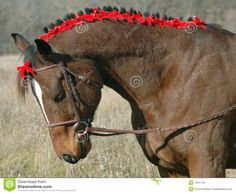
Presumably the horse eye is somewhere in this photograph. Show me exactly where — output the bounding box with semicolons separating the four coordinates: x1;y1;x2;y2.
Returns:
54;90;66;102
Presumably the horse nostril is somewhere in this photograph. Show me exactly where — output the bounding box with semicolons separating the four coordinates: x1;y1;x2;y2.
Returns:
62;154;79;164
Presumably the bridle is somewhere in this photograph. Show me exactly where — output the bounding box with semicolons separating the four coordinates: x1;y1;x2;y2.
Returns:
33;59;103;158
22;44;103;158
35;63;102;128
22;44;236;158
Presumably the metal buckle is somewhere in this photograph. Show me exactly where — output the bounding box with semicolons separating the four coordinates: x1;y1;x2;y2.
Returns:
78;75;87;82
73;121;89;143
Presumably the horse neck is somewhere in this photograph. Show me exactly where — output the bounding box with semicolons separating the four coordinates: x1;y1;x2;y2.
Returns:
92;23;185;108
90;24;236;129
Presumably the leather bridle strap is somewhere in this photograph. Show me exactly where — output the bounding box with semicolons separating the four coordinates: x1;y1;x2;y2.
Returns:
48;119;78;128
62;67;81;122
85;102;236;136
35;64;64;72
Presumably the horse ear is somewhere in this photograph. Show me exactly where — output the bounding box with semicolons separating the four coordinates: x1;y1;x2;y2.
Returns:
35;39;53;60
11;33;30;52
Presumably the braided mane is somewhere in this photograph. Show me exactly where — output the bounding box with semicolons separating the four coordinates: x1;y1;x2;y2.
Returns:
40;6;206;42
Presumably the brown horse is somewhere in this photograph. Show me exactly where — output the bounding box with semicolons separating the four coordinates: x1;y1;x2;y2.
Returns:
12;7;235;177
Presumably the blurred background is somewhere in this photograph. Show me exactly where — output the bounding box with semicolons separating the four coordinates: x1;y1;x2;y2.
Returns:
1;0;235;54
0;0;235;177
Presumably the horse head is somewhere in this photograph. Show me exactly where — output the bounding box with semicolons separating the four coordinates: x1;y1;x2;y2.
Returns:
12;33;103;164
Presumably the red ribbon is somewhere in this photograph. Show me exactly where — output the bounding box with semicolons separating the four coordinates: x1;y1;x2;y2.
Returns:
17;60;34;78
39;8;207;42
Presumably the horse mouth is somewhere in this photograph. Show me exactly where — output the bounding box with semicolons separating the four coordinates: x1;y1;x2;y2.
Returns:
62;154;80;164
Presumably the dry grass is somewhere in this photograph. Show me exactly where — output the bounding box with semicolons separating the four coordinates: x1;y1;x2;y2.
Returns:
0;55;235;178
0;55;160;178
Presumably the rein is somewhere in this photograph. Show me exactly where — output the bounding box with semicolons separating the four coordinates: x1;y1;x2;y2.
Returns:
88;103;236;135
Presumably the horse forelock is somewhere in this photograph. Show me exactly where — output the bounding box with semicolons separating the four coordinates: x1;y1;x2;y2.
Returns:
16;46;36;101
17;71;28;100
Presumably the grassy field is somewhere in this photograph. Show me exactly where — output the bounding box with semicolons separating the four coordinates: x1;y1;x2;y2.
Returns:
0;55;235;178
